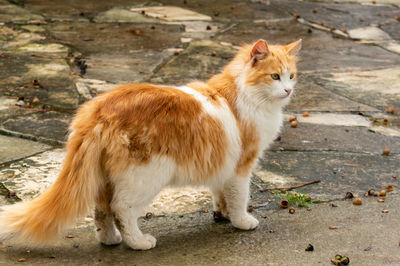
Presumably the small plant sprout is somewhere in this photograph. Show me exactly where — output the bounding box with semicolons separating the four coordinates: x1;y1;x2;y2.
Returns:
272;190;316;208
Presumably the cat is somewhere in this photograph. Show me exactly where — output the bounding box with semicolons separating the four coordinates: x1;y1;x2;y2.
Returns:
0;39;301;250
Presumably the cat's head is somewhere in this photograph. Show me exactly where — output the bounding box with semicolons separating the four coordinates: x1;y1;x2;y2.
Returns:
233;39;302;107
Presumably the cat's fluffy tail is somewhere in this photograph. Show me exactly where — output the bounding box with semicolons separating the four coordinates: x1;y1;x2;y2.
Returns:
0;132;104;244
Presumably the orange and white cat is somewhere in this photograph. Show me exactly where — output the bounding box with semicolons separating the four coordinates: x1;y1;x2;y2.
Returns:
0;39;301;250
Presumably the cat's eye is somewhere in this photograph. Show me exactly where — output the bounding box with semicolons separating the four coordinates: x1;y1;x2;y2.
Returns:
271;73;280;80
290;74;295;79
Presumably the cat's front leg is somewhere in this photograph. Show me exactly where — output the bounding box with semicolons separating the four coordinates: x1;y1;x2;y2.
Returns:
223;176;259;230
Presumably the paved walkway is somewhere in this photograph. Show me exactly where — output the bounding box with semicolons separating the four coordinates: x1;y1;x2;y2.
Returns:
0;0;399;265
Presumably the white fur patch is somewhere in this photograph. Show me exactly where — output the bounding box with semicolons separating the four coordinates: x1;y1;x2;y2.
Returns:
172;85;242;187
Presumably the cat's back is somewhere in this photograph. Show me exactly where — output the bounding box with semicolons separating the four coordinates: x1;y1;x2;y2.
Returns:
76;83;241;182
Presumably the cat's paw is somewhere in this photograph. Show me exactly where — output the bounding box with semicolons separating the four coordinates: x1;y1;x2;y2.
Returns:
231;214;259;230
126;234;157;250
96;227;122;246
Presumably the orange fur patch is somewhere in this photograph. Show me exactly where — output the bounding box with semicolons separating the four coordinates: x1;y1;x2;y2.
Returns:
92;84;228;180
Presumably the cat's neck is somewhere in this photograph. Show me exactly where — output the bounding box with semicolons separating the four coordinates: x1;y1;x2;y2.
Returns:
207;70;283;122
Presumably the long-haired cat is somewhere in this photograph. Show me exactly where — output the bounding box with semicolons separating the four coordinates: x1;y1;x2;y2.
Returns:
0;39;301;250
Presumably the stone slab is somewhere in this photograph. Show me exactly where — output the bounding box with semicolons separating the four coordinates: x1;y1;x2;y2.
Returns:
286;75;378;112
0;3;43;22
270;122;400;154
0;135;51;165
317;67;400;110
289;113;371;127
348;26;392;41
1;198;400;265
0;53;79;111
84;50;173;84
94;6;158;23
130;6;212;21
149;40;236;84
2;111;72;142
277;0;398;31
257;151;400;200
215;20;400;73
0;25;45;49
45;22;183;55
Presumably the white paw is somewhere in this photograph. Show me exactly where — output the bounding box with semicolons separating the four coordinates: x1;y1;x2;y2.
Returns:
126;234;157;250
96;227;122;245
231;214;259;230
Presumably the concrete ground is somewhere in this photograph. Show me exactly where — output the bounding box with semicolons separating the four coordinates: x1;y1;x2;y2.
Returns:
0;0;400;265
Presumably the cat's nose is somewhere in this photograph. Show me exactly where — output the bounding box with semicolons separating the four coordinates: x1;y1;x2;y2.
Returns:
284;89;292;95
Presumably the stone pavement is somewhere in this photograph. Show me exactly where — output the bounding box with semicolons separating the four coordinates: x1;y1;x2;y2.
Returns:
0;0;400;265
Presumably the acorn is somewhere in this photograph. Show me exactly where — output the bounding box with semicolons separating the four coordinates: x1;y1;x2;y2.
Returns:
305;244;314;251
331;259;341;265
145;212;153;219
379;190;386;197
353;197;362;205
382;148;390;155
303;112;309;117
387;107;394;114
247;205;254;212
290;121;298;128
382;209;389;213
340;256;350;265
289;115;296;122
377;198;385;202
386;185;394;192
344;192;354;199
383;119;388;125
280;200;289;209
32;97;40;104
289;207;295;214
367;189;375;196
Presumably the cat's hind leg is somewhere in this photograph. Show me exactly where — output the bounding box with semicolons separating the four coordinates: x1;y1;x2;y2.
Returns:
94;182;122;245
211;190;230;222
110;157;174;250
223;176;259;230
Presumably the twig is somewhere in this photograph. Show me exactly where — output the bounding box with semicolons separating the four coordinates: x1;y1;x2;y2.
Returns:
260;180;321;192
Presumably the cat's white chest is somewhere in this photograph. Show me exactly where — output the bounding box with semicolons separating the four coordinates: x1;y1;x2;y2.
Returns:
256;109;283;152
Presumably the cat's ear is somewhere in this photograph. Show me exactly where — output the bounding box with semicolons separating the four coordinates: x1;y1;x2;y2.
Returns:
285;39;302;56
250;39;269;61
